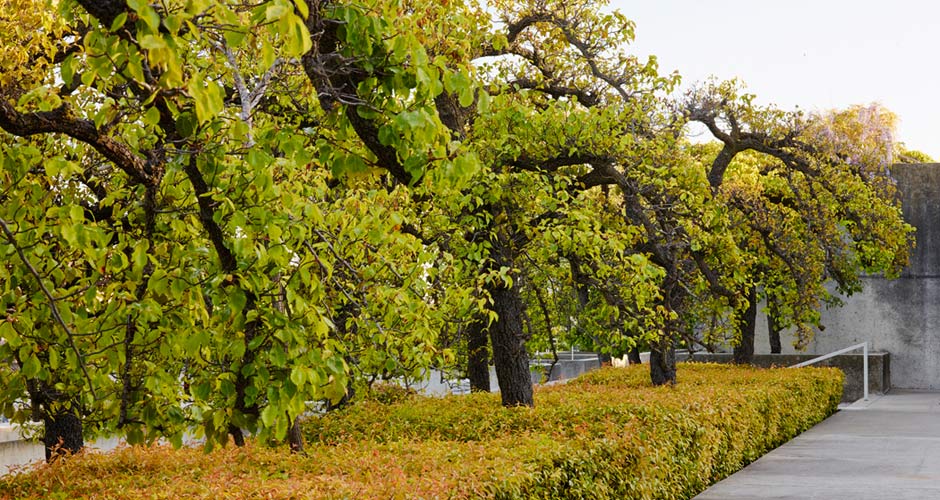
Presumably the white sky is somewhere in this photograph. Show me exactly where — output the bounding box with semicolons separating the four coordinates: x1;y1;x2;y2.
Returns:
610;0;940;159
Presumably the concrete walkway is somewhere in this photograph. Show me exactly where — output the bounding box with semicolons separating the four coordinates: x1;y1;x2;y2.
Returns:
695;390;940;499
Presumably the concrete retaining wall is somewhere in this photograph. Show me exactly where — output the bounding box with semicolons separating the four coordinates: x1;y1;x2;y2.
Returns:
754;163;940;391
0;427;123;474
0;427;42;474
413;353;603;396
532;353;602;383
680;353;890;403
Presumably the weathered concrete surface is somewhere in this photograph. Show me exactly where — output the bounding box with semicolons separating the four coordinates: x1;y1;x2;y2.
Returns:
412;353;602;396
0;426;123;474
695;390;940;499
0;426;42;474
756;163;940;390
532;352;601;383
681;353;889;402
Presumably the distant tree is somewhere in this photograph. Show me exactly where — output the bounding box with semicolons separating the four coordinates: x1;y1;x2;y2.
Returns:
896;148;934;164
686;89;914;363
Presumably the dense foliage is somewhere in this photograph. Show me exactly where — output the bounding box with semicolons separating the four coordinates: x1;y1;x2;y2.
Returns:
0;0;912;457
0;364;843;499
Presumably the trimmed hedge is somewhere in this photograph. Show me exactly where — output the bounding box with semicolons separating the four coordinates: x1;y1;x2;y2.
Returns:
0;363;842;499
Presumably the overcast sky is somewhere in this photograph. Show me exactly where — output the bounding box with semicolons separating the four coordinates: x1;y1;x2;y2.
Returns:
610;0;940;158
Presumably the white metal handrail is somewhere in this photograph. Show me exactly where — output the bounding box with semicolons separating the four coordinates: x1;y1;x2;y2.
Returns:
790;342;869;401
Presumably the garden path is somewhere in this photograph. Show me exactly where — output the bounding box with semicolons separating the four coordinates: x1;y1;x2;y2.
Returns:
695;390;940;499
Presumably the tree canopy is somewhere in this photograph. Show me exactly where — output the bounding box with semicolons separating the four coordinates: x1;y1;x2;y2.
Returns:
0;0;914;457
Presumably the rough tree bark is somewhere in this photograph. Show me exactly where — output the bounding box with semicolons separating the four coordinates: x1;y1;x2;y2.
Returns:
31;396;85;462
42;407;83;461
26;371;84;462
768;300;783;354
733;286;758;364
628;346;642;365
466;318;491;392
487;279;534;407
287;417;304;454
649;339;676;385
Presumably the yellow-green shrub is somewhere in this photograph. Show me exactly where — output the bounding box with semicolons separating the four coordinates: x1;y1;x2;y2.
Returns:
0;363;842;499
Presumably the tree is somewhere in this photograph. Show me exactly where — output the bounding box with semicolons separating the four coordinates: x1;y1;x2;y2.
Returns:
686;88;914;363
1;1;912;463
298;0;686;402
0;0;472;456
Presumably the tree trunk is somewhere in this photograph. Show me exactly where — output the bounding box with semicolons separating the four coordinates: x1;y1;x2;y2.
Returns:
628;346;641;365
649;340;676;385
768;301;783;354
287;416;304;454
733;286;758;364
487;280;534;407
44;410;83;461
466;318;491;392
229;424;245;447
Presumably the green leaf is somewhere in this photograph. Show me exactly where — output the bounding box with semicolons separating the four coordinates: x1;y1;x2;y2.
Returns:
170;277;188;300
331;153;368;178
175;112;197;137
261;40;276;70
230;288;247;314
163;14;183;35
188;76;224;124
260;404;277;428
283;14;312;57
61;55;77;87
68;205;84;223
21;353;40;378
289;366;305;387
378;125;397;146
192;382;211;401
139;34;167;50
265;2;288;22
224;29;247;49
458;85;475;108
45;156;77;178
292;0;309;18
143;106;160;127
270;347;286;367
397;110;425;129
131;242;149;275
110;12;128;31
132;4;161;33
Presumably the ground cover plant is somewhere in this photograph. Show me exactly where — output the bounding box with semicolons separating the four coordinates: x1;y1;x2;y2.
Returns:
0;363;843;499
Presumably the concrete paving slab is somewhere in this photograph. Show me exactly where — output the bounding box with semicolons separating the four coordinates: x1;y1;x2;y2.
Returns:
695;390;940;500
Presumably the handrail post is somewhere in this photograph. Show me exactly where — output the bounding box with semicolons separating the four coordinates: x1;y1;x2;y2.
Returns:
790;341;871;403
863;341;869;401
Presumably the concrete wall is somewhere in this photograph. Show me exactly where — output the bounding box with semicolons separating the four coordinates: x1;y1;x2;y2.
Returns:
413;353;602;396
0;427;43;474
755;163;940;390
0;426;123;474
533;353;602;383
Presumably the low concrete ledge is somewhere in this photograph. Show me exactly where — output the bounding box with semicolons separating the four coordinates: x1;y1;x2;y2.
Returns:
0;426;25;445
412;354;603;396
679;352;890;403
531;353;602;383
